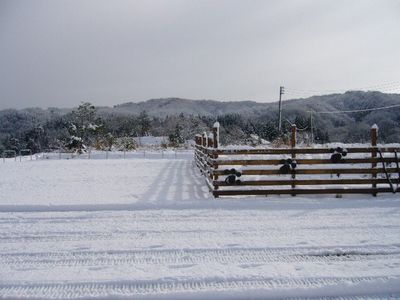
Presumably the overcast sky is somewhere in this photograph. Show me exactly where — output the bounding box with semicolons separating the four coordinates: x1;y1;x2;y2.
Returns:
0;0;399;109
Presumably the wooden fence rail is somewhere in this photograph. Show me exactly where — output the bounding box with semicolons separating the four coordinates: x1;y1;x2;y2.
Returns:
194;123;400;198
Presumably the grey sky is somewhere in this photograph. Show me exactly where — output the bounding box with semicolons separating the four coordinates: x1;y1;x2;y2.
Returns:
0;0;399;109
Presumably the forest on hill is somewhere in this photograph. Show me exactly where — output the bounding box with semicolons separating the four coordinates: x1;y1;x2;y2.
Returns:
1;91;399;153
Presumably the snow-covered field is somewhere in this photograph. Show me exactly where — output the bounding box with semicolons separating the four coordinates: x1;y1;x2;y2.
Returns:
1;157;400;299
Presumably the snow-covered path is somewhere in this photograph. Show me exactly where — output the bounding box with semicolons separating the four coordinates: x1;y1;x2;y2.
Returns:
1;159;400;299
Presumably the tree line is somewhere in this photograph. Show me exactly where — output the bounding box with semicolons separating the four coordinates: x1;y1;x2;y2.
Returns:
0;102;334;155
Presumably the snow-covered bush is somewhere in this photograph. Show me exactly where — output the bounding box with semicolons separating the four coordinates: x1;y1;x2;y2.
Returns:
114;136;138;151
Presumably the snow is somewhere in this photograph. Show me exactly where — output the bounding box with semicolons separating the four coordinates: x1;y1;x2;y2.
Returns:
134;136;168;146
87;123;99;130
10;149;194;162
70;135;82;141
0;156;400;299
0;159;206;210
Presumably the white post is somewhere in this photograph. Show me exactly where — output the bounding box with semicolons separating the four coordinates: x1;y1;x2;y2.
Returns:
212;122;220;149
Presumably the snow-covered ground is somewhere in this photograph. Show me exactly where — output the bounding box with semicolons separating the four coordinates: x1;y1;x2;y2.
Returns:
0;157;400;299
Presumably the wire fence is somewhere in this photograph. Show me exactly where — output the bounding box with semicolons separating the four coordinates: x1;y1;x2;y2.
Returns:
1;149;194;162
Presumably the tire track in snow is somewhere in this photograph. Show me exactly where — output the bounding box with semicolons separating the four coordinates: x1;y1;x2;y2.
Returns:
0;276;398;299
2;246;400;269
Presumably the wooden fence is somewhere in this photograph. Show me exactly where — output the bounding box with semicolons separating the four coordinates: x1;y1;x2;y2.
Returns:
194;123;400;197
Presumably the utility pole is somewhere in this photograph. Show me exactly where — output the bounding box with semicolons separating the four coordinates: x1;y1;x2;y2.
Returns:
278;86;284;132
310;110;314;144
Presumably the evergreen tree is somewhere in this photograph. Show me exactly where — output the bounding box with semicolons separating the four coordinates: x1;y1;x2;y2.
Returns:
65;102;102;151
138;111;151;136
168;124;185;146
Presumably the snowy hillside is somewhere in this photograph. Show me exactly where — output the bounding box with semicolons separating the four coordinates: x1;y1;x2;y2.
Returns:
0;157;400;299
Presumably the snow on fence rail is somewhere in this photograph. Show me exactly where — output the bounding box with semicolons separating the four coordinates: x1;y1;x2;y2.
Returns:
194;123;400;197
1;149;193;162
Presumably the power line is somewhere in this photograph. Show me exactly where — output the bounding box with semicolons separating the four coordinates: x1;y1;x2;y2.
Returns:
308;103;400;144
285;81;400;95
312;103;400;114
285;88;400;99
284;83;400;101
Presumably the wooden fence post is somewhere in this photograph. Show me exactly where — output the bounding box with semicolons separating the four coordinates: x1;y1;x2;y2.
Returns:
291;124;297;196
212;122;219;150
371;124;378;196
291;124;296;150
212;122;220;195
194;134;201;162
195;134;201;146
202;132;207;164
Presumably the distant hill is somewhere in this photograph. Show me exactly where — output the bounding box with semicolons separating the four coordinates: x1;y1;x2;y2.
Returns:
105;98;269;117
102;91;400;122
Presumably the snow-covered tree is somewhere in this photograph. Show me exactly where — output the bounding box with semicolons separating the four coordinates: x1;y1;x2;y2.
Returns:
138;111;151;136
65;102;103;152
168;124;185;146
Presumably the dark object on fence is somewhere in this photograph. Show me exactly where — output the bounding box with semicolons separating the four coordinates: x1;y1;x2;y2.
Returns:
279;164;291;174
330;153;342;163
279;158;297;174
223;177;242;186
223;168;242;177
290;160;297;169
330;147;348;163
223;167;242;185
225;175;237;185
330;147;348;155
